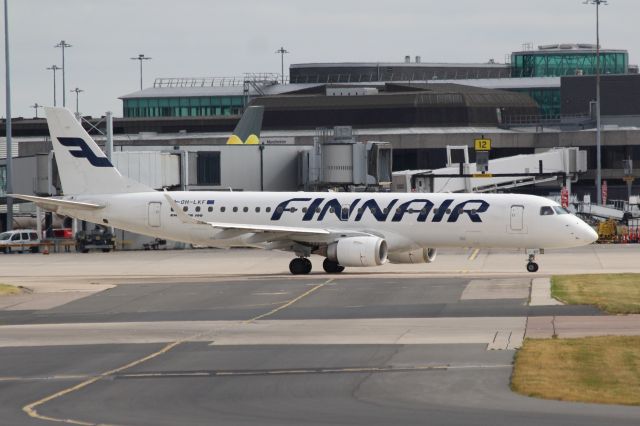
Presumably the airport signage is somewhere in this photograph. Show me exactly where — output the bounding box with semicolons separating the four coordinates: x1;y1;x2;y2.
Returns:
474;138;491;151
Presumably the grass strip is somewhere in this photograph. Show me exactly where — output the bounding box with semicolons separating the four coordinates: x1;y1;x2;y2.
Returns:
551;274;640;314
0;284;22;296
512;336;640;406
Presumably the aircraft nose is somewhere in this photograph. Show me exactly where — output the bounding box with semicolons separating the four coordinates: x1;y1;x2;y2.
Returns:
578;221;599;244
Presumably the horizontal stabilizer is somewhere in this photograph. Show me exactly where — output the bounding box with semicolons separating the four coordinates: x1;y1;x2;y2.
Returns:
10;194;104;212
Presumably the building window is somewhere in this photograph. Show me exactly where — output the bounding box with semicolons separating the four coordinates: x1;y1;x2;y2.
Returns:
196;151;221;185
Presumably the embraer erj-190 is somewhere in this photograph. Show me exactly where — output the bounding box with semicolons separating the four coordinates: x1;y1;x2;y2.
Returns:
13;107;598;275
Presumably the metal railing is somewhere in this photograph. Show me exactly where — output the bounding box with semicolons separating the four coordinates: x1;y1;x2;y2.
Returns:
153;73;281;88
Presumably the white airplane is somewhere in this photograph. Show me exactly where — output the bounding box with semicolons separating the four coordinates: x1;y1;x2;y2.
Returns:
13;107;598;274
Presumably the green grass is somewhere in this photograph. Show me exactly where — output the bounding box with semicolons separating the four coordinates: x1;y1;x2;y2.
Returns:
0;284;22;296
551;274;640;314
512;336;640;406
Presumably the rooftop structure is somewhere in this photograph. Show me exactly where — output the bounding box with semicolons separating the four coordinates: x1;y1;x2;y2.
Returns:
511;43;629;77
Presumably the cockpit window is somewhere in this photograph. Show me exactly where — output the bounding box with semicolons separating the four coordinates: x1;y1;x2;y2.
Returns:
553;206;570;215
540;206;555;216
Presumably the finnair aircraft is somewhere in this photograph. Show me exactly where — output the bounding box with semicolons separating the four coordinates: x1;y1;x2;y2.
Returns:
13;107;598;275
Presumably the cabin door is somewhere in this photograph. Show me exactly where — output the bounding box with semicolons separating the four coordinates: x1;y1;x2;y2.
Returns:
148;202;162;227
509;205;524;231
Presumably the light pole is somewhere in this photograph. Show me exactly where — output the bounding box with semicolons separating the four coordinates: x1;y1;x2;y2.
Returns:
46;65;61;106
130;54;151;90
275;46;289;84
30;103;42;118
70;87;83;117
3;0;13;231
54;40;71;107
584;0;607;205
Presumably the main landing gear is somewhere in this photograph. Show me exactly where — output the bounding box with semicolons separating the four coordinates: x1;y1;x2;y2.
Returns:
289;257;312;275
322;258;345;274
288;257;346;275
526;249;541;273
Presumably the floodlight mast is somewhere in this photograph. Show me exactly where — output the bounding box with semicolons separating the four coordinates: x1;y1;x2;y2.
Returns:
54;40;71;107
4;0;13;231
584;0;608;205
275;47;289;84
130;54;152;90
46;65;61;106
30;103;42;118
70;87;83;117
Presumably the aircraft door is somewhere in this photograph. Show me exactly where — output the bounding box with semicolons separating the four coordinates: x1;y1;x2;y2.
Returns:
510;205;524;231
148;202;162;227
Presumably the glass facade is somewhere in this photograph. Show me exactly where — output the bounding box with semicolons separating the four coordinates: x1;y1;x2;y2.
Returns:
123;96;244;118
511;51;628;77
512;88;561;117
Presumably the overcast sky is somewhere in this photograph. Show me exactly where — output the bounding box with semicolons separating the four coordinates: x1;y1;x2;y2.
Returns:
1;0;638;118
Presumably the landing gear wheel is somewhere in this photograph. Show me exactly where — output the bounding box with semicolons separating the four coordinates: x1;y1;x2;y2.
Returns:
526;262;539;273
323;258;345;274
289;257;312;275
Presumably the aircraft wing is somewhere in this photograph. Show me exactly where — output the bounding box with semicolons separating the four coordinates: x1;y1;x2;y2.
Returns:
10;194;105;212
163;191;330;236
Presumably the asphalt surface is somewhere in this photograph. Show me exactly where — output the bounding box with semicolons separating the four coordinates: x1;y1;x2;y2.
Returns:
0;275;639;425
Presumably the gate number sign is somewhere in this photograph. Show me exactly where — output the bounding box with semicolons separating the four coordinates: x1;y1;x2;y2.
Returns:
474;138;491;151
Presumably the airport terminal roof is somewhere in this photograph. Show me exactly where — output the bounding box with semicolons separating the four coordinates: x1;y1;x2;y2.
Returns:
291;62;509;69
119;83;323;99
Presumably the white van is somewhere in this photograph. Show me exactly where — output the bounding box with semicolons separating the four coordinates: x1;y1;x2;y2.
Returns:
0;229;41;253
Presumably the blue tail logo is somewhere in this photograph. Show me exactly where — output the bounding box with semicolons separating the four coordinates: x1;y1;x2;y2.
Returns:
58;137;113;168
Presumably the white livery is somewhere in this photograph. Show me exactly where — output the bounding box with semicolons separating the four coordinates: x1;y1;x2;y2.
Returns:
13;107;598;274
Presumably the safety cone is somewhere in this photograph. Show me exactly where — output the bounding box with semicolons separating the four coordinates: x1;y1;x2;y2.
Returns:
42;244;49;255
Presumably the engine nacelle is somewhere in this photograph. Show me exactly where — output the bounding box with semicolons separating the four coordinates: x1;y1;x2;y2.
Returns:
387;248;437;264
327;236;387;267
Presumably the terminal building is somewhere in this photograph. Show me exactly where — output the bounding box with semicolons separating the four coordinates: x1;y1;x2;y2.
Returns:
2;43;640;234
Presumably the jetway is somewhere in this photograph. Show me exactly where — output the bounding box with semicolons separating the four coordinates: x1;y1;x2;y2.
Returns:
392;147;587;193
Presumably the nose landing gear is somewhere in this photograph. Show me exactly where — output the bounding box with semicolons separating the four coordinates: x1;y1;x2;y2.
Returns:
525;249;542;273
289;257;312;275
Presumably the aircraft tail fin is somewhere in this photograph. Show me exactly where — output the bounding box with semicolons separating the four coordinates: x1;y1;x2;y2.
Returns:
45;107;153;195
226;105;264;145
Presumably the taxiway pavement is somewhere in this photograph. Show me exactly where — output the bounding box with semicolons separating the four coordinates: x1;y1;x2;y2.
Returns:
0;247;639;425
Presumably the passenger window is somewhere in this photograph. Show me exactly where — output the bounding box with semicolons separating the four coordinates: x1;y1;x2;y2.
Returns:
11;234;19;241
266;207;271;213
255;207;260;213
208;206;213;212
302;207;307;213
233;207;238;212
30;233;38;240
553;206;569;215
540;206;554;216
195;206;201;213
22;233;29;240
221;207;226;212
182;206;188;212
243;207;248;212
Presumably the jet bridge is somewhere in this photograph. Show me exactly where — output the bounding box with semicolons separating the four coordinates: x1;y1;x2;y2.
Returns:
392;147;587;193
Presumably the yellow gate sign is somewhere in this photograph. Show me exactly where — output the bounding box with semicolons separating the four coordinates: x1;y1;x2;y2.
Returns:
474;138;491;151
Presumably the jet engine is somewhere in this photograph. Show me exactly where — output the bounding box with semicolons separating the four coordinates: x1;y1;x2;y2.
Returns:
326;236;387;267
387;248;437;264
